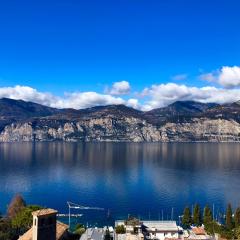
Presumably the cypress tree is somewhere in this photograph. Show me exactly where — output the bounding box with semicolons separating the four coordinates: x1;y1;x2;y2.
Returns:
226;203;233;230
182;206;192;228
7;194;26;219
203;205;212;225
193;204;201;226
235;207;240;228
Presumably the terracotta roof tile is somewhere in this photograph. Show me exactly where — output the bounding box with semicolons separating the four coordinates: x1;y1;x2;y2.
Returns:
18;221;68;240
32;208;58;217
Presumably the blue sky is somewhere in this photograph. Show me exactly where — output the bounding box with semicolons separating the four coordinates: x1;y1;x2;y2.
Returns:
0;0;240;110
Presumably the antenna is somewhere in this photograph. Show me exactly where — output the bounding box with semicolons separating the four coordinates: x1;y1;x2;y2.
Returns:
213;204;215;221
171;207;174;220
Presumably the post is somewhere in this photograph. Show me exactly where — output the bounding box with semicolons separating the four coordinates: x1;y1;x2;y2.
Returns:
69;205;71;229
213;204;215;221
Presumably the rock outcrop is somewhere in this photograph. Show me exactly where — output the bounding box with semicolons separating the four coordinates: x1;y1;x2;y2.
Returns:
1;98;240;142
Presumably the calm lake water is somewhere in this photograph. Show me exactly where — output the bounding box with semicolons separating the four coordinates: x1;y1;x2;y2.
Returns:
0;142;240;226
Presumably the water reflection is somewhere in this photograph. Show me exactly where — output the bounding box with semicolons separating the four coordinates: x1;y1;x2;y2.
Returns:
0;142;240;225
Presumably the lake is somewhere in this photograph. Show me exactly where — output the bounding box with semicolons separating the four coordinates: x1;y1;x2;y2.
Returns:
0;142;240;227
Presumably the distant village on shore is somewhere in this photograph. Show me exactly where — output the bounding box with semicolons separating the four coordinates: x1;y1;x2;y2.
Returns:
0;195;240;240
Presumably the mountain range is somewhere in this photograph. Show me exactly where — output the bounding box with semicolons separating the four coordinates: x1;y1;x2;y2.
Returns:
1;97;240;142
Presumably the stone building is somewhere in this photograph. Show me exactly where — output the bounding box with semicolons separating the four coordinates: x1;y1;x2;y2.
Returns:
18;208;69;240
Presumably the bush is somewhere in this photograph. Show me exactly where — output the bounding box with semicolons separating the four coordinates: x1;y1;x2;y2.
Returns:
74;223;86;236
115;225;126;234
0;218;14;240
235;226;240;239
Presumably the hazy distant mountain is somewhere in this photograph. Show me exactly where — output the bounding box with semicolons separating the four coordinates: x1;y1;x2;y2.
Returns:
1;98;240;142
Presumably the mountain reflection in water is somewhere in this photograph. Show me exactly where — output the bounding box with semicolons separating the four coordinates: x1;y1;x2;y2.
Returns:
0;142;240;225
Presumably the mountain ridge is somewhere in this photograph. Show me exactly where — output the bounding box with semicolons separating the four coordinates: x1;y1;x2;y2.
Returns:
1;98;240;142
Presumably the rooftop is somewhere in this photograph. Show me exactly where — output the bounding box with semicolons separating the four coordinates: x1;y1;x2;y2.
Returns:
18;221;68;240
115;220;179;233
32;208;58;217
142;221;179;232
80;228;105;240
191;227;206;236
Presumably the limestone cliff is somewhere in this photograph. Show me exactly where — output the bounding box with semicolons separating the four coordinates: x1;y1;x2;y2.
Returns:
1;98;240;142
0;117;240;142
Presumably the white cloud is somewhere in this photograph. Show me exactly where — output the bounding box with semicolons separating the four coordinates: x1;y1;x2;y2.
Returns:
126;98;140;109
0;85;125;109
0;85;57;106
106;80;131;95
199;72;218;82
200;66;240;88
57;92;125;109
218;66;240;88
140;83;240;111
1;81;240;112
171;74;188;81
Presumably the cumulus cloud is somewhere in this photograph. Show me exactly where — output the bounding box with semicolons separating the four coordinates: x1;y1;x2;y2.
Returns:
200;66;240;88
57;92;125;109
106;80;131;95
1;82;240;111
0;85;125;109
0;85;57;106
126;98;140;109
140;83;240;111
218;66;240;88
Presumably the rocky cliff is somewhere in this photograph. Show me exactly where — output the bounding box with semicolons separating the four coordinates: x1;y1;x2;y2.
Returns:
1;98;240;142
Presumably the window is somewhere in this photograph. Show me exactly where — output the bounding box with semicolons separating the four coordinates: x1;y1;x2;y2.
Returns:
41;219;45;226
48;217;53;225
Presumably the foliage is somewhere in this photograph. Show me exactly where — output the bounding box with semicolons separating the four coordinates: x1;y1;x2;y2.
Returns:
235;226;240;239
203;205;212;225
226;203;233;230
125;216;140;226
219;226;234;240
115;225;126;234
204;221;219;235
11;205;42;234
74;223;86;236
235;207;240;228
0;218;14;240
182;207;192;228
193;204;201;226
7;194;26;219
105;229;111;240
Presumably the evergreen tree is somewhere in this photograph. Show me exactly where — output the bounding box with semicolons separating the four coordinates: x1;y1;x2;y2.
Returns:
7;194;26;219
182;206;192;228
235;207;240;228
226;203;233;230
105;229;111;240
203;205;212;225
193;204;201;226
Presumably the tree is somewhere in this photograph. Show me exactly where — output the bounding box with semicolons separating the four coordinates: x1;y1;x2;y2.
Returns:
11;205;41;234
203;205;212;225
115;225;126;234
235;207;240;228
182;207;192;228
0;218;14;240
74;223;86;236
105;228;111;240
226;203;233;230
235;226;240;240
7;194;26;219
193;204;201;226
